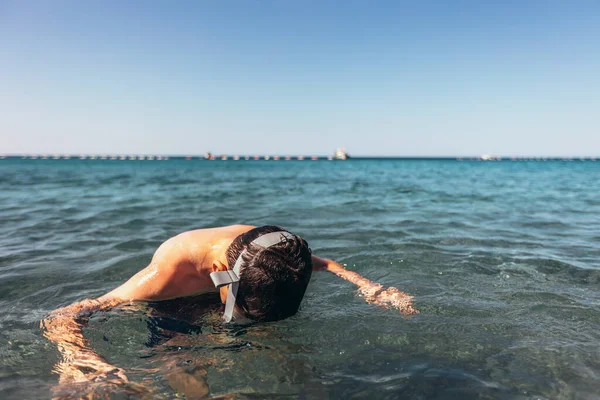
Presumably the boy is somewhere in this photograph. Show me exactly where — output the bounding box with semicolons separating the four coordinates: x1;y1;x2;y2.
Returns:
42;225;417;394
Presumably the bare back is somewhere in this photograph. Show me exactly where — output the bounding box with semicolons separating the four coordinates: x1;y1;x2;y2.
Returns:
101;225;255;303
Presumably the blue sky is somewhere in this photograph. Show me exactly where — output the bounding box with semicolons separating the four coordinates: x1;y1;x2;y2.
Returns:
1;1;599;156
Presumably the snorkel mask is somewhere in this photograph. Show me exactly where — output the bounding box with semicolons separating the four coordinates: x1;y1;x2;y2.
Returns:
210;231;295;323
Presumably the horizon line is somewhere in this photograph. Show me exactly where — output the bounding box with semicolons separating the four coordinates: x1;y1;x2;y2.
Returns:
1;154;599;160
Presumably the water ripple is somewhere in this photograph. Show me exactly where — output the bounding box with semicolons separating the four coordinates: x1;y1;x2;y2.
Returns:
1;159;600;399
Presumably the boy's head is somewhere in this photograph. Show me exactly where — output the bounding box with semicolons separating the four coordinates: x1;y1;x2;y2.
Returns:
221;225;313;322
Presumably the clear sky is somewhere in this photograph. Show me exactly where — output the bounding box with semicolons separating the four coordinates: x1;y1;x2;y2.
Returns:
1;1;599;156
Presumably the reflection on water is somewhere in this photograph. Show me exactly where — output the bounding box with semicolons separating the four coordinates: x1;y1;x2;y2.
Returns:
1;159;600;398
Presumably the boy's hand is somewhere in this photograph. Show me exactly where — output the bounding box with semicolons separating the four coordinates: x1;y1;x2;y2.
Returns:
358;283;419;315
47;299;100;320
52;366;150;400
57;351;129;383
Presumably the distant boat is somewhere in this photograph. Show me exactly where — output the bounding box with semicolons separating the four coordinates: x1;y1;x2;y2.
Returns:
333;148;349;160
205;152;214;160
480;154;502;161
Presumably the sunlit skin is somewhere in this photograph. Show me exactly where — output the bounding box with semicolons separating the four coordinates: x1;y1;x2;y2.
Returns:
41;224;417;398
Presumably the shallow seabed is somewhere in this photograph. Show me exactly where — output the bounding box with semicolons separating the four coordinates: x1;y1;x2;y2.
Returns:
1;159;600;399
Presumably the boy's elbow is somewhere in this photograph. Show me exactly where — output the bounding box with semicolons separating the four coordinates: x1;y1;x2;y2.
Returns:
311;255;332;271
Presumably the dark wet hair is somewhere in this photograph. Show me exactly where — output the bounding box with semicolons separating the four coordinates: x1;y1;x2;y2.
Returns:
226;225;313;322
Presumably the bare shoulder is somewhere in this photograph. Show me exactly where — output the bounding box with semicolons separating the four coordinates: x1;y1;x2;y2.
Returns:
154;225;255;262
178;225;255;241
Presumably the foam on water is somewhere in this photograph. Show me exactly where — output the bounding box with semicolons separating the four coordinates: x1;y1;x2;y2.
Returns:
1;158;600;399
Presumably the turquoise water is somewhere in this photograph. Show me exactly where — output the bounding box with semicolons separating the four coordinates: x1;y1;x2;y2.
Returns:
1;158;600;399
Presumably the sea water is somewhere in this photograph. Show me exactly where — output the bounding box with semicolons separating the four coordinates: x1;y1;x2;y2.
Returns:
1;158;599;399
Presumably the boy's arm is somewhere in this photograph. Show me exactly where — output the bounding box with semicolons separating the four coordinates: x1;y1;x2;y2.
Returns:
311;255;418;315
100;236;209;304
41;237;207;391
47;236;206;321
44;234;210;334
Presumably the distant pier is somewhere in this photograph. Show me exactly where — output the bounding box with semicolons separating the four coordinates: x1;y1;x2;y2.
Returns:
1;155;598;162
0;154;340;161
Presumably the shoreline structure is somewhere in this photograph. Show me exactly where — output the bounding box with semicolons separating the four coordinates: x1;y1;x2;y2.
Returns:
0;155;597;162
